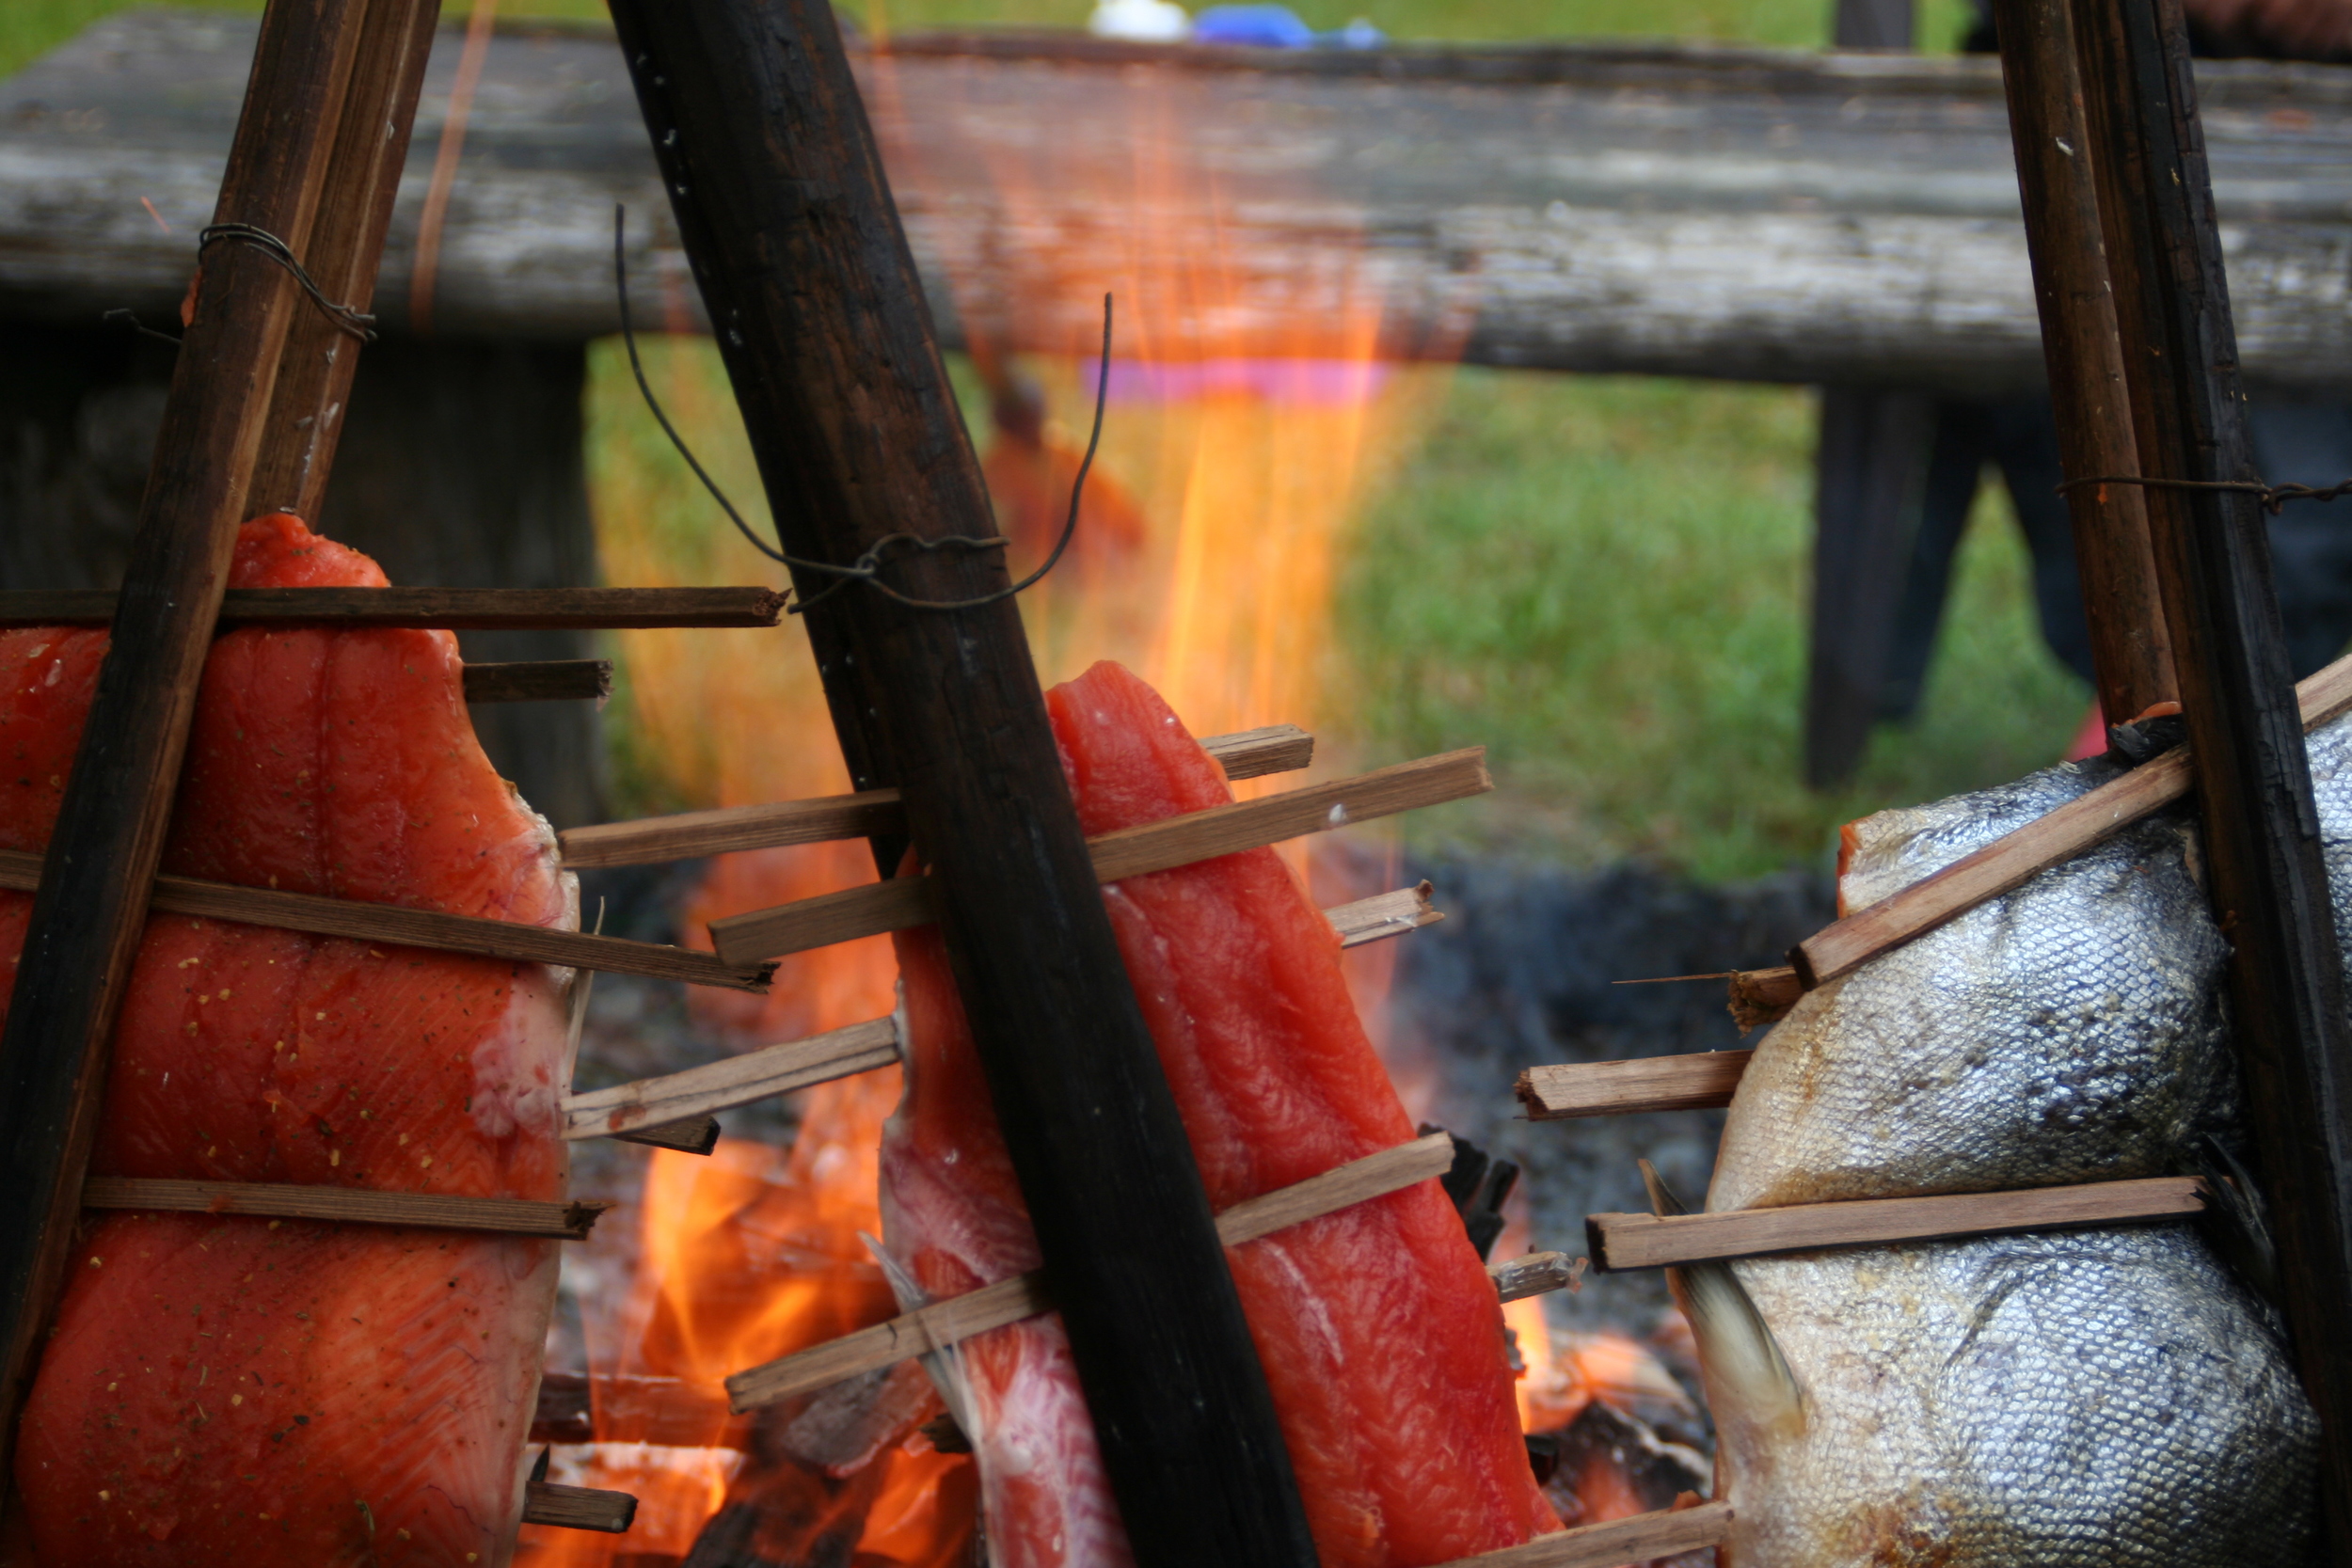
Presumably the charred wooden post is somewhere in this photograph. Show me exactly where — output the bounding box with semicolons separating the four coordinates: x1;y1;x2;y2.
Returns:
2068;0;2352;1547
0;0;382;1485
1988;0;2177;721
601;1;1319;1561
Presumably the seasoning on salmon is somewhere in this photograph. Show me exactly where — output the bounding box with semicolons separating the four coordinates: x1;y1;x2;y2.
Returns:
878;659;1559;1568
8;514;574;1567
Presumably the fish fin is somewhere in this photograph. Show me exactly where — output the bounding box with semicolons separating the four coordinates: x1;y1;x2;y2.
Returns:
2192;1134;2283;1307
1642;1160;1805;1440
860;1230;979;1440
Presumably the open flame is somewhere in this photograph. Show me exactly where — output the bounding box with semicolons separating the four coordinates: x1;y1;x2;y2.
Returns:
525;38;1683;1562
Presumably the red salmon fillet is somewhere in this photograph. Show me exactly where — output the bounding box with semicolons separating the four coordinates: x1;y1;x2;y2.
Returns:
879;660;1558;1568
8;515;573;1566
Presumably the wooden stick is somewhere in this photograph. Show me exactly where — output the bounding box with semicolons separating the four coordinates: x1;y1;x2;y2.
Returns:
558;724;1315;869
1727;966;1802;1029
708;750;1490;966
0;586;787;630
0;0;375;1491
727;1133;1456;1411
521;1481;638;1533
611;1117;723;1156
462;660;614;705
1490;1251;1582;1304
1586;1175;2204;1272
1518;1053;1753;1120
1788;648;2352;992
565;887;1442;1140
1434;1500;1732;1568
0;850;771;994
81;1178;611;1241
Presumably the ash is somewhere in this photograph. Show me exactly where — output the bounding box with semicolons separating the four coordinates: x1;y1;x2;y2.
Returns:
1388;856;1832;1338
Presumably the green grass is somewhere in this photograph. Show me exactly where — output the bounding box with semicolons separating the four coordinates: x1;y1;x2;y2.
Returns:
1335;372;2089;881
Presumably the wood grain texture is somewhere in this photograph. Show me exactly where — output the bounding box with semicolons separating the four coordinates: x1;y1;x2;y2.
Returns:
21;15;2352;397
1789;645;2352;990
81;1178;610;1240
557;723;1312;868
1490;1251;1582;1305
1518;1053;1753;1119
1587;1176;2205;1271
1434;1501;1732;1568
1726;966;1803;1029
603;0;1316;1553
246;0;442;521
726;1135;1454;1411
461;658;612;704
610;1117;722;1155
0;0;372;1493
0;584;786;629
567;887;1441;1138
2071;0;2352;1544
1990;0;2175;721
520;1481;638;1532
0;849;772;992
707;751;1489;965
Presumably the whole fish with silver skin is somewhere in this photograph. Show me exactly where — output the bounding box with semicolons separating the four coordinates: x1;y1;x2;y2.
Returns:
1682;744;2321;1567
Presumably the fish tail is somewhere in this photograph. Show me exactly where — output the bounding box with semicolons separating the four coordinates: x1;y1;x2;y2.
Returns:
1639;1160;1804;1442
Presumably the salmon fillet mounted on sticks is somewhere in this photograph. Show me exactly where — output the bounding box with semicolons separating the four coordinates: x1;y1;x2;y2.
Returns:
8;515;576;1565
881;660;1561;1568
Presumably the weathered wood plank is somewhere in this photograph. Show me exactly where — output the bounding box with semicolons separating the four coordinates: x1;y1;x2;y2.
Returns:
13;15;2352;393
725;1134;1456;1411
1587;1176;2205;1271
0;585;786;628
0;848;773;992
82;1178;609;1240
1518;1052;1754;1119
0;0;375;1490
707;750;1489;965
520;1481;638;1533
557;722;1313;868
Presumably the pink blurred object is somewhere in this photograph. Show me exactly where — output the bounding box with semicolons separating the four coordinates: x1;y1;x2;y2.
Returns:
2065;703;2109;761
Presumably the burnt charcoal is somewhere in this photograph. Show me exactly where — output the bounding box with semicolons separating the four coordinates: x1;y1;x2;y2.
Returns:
1419;1125;1521;1261
1539;1400;1711;1529
757;1360;938;1477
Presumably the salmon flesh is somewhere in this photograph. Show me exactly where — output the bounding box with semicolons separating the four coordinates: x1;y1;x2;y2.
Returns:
879;660;1559;1568
1694;751;2320;1565
8;515;575;1566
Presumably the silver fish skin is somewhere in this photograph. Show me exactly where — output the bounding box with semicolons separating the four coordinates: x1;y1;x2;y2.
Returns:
1694;750;2318;1568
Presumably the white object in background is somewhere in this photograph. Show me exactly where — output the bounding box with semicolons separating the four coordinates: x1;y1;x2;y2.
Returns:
1089;0;1191;40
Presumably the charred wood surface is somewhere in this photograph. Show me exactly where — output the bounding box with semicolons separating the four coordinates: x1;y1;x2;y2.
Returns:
601;0;1317;1560
14;15;2352;392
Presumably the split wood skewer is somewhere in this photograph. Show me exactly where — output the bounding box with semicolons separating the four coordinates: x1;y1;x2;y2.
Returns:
81;1179;612;1241
566;885;1444;1141
1437;1500;1733;1568
520;1483;636;1533
0;585;786;630
1585;1175;2205;1272
560;723;1315;868
729;1134;1574;1410
708;748;1491;966
1709;647;2352;1016
1518;1051;1753;1120
0;850;773;993
462;659;612;705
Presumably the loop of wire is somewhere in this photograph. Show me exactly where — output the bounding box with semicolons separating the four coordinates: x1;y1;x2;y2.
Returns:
2057;472;2352;515
612;204;1106;614
197;223;378;342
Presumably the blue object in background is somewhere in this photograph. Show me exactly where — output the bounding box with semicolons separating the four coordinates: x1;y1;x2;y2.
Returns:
1191;5;1318;46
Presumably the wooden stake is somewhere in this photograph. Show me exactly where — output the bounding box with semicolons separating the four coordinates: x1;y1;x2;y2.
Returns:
462;659;613;705
521;1481;638;1533
82;1179;610;1241
1788;646;2352;991
2069;0;2352;1542
0;850;773;992
1433;1500;1732;1568
604;0;1317;1552
1587;1175;2204;1271
1518;1052;1753;1120
707;751;1489;965
1988;0;2175;721
565;885;1442;1140
558;723;1315;868
0;0;374;1490
727;1134;1457;1410
0;584;786;629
